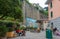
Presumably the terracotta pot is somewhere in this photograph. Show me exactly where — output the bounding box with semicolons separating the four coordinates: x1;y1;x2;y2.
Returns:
13;33;17;37
0;37;7;39
6;32;14;38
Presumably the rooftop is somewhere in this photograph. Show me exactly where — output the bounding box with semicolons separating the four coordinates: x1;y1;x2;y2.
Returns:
45;0;52;4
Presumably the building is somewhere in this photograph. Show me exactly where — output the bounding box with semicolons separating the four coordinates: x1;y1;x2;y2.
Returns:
46;0;60;30
22;0;40;26
22;0;48;30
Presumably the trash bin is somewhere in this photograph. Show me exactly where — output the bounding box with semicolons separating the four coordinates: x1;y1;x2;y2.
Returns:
46;29;53;39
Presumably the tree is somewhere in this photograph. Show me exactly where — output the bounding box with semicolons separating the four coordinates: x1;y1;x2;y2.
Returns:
44;10;48;16
0;0;23;22
39;9;48;16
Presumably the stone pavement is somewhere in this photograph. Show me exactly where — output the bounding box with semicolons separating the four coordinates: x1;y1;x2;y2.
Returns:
8;31;60;39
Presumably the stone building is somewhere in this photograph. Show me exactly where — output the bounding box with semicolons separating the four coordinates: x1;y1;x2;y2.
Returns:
22;0;48;30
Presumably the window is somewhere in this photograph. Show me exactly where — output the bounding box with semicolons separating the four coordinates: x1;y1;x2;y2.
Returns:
50;2;52;8
51;11;53;18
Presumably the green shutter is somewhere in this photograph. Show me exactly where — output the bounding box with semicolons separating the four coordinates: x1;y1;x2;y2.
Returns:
50;2;52;8
51;12;53;18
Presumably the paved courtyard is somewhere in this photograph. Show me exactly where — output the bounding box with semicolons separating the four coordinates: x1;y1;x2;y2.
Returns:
9;31;60;39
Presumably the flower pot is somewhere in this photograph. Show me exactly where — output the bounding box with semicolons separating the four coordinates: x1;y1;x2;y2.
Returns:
0;37;7;39
37;28;40;32
6;31;14;38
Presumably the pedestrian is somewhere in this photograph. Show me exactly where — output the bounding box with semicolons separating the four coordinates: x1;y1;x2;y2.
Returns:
53;27;57;33
16;28;22;36
53;27;60;36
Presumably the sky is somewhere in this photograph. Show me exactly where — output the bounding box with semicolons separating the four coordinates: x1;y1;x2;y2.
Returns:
29;0;48;8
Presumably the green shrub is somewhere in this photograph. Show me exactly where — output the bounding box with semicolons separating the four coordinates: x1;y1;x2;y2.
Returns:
30;26;34;29
8;27;14;32
33;27;37;30
20;26;26;30
6;22;14;27
0;20;20;32
0;26;8;37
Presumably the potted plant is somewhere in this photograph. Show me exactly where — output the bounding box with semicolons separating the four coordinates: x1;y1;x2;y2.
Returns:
36;27;40;33
19;26;26;36
0;26;8;39
20;26;25;30
6;27;14;38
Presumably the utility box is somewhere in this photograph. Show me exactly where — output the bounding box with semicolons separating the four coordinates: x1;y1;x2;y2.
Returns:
46;29;53;39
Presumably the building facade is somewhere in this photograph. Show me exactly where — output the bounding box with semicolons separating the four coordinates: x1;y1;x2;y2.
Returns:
22;0;40;26
22;0;48;30
46;0;60;30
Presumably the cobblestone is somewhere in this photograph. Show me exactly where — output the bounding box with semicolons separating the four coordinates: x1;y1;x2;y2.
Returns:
8;31;60;39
